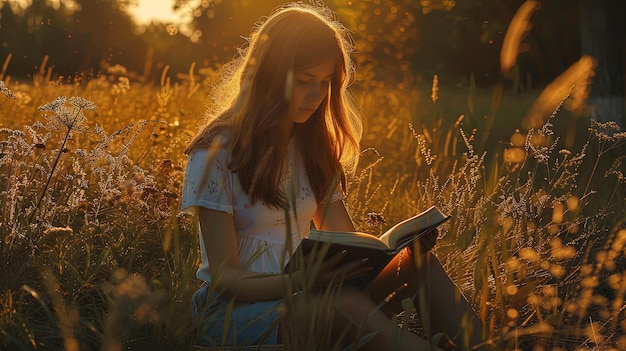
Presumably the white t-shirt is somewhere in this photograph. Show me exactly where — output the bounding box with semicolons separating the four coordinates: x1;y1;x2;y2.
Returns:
181;133;342;283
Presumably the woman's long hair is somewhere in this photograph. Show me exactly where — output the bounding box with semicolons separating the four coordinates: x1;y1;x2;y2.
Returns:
186;3;362;208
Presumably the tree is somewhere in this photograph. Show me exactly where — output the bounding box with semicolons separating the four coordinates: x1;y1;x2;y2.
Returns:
0;2;21;70
332;0;422;85
173;0;286;67
1;0;150;78
0;0;73;78
21;0;75;75
69;0;146;76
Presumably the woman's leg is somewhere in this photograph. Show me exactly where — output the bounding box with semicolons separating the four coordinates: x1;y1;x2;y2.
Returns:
281;285;445;351
193;284;282;346
366;247;483;349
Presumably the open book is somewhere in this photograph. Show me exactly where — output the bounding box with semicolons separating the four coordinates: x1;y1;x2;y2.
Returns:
286;206;450;289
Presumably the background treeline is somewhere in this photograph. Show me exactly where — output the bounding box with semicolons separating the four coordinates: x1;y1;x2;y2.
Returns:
2;1;626;350
0;0;592;86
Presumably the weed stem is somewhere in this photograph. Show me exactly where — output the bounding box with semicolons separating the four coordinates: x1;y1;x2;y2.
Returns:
30;109;80;223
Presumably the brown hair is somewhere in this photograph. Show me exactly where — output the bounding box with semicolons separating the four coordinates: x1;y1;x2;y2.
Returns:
186;3;362;208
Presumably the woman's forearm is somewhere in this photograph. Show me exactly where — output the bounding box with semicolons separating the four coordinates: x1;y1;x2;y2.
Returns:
213;267;303;302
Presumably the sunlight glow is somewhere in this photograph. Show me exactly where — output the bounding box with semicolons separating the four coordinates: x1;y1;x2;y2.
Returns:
126;0;182;24
13;0;194;25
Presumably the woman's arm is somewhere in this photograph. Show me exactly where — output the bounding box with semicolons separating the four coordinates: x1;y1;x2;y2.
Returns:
313;199;356;232
199;206;367;302
198;207;298;302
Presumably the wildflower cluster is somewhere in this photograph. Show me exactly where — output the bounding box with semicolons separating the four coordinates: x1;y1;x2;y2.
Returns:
404;107;626;349
0;63;209;350
364;211;387;227
38;96;95;132
0;80;16;100
589;119;626;143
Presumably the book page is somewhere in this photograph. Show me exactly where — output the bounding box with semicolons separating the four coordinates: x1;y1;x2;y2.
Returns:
307;229;391;250
378;206;448;249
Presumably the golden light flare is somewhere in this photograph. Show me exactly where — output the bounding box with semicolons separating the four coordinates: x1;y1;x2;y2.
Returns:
506;257;521;271
510;130;525;147
500;0;540;77
503;147;525;163
584;322;605;345
506;308;519;319
566;195;579;211
519;247;539;262
419;0;456;14
551;246;576;260
506;285;518;296
549;264;565;277
126;0;185;24
522;55;596;130
431;74;439;103
581;276;599;288
607;274;621;289
166;24;179;36
551;201;564;223
527;292;542;305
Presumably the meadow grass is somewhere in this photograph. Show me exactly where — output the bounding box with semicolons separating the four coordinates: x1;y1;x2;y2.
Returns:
1;58;625;351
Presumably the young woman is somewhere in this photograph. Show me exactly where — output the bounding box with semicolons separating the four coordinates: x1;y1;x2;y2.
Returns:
182;3;482;350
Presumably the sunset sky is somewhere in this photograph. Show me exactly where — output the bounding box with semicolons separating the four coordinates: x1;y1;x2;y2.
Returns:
14;0;193;25
126;0;186;24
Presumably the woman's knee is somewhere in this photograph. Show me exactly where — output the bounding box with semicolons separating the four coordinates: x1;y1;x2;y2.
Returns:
334;286;378;317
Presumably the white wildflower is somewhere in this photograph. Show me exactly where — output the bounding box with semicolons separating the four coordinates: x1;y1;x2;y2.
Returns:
39;96;67;112
418;134;435;166
39;96;95;132
58;106;88;131
539;120;555;136
68;96;97;111
498;194;527;219
589;119;624;142
605;156;625;183
530;144;550;164
33;163;47;174
0;80;16;99
75;149;87;158
93;125;106;137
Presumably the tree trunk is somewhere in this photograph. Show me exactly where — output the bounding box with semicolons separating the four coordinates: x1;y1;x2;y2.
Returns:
579;0;625;128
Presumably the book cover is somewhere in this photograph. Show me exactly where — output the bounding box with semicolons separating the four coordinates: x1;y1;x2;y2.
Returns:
286;206;449;289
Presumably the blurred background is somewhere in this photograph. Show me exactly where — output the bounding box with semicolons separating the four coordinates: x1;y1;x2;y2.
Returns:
0;0;624;126
1;3;625;349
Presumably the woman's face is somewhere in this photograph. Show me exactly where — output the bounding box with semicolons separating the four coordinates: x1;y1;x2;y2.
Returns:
288;57;335;124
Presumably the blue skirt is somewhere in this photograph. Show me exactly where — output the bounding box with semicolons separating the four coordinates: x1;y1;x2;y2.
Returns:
192;284;283;346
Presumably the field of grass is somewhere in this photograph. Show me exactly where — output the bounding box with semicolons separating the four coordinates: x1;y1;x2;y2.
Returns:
1;58;626;350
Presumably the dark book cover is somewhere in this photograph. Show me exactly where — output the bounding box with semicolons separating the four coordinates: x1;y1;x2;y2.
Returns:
286;225;440;289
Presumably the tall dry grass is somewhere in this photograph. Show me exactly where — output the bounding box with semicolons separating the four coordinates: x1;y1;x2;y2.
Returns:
1;36;625;351
0;63;210;350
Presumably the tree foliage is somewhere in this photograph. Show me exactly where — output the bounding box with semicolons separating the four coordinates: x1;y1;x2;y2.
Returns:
0;0;612;92
1;0;146;79
173;0;286;64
